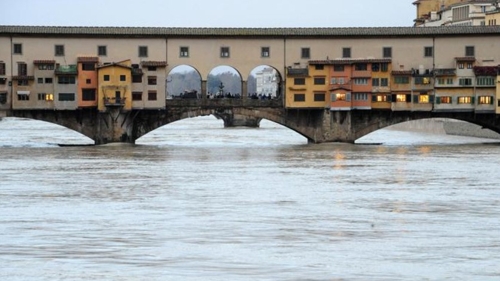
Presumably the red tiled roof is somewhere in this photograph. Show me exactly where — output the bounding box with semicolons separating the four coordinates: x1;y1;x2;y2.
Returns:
455;56;476;62
141;61;167;67
309;58;391;65
78;56;99;62
391;70;412;75
12;76;35;80
33;60;55;64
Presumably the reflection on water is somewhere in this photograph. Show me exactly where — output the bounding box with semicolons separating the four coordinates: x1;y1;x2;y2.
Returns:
1;116;500;281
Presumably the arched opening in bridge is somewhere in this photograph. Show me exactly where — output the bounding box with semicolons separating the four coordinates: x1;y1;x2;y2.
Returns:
136;116;307;146
247;65;282;100
356;118;500;146
166;65;201;99
0;117;94;147
207;65;242;99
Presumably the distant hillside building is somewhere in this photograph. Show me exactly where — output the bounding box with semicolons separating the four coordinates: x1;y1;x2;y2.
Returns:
414;0;500;26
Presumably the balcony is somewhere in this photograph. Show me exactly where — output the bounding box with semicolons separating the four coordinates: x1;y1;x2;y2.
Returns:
103;97;126;107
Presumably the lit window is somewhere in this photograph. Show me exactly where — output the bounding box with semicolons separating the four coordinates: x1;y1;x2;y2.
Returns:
396;94;406;102
419;95;429;103
439;96;452;104
478;96;492;104
458;96;472;104
335;93;346;101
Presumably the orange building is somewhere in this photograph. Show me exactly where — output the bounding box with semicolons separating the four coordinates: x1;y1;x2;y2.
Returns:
77;57;99;108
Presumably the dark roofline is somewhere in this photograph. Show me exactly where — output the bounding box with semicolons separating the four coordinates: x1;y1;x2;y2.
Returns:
2;25;500;38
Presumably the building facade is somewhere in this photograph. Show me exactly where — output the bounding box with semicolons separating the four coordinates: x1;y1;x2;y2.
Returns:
1;25;500;116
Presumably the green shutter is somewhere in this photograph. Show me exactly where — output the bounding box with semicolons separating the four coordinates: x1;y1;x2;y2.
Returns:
387;94;392;102
346;93;351;102
372;94;377;102
406;94;412;103
429;95;435;103
391;94;397;103
471;96;475;104
436;96;441;104
331;93;336;102
413;95;419;103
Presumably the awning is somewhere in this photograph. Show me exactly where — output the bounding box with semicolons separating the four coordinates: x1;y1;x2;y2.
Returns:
17;91;30;95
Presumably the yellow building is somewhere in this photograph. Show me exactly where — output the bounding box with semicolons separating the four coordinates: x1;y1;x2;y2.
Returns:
97;60;132;112
285;62;329;109
413;0;464;25
486;10;500;25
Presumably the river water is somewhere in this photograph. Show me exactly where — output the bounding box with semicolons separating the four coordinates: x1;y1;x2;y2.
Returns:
1;116;499;281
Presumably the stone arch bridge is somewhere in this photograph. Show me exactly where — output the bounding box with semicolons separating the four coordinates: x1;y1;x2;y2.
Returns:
7;100;500;145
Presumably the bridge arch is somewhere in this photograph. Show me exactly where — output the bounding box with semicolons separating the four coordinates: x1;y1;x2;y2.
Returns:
166;65;202;99
207;65;243;98
247;65;282;99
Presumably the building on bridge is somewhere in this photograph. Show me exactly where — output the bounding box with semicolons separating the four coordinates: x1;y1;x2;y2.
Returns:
1;25;500;143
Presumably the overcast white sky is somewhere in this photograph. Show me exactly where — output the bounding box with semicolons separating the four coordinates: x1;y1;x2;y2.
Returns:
2;0;416;27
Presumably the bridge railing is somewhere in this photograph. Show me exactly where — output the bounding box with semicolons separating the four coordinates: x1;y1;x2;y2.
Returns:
165;98;283;108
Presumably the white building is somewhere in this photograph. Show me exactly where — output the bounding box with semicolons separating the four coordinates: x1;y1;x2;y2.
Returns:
418;0;498;27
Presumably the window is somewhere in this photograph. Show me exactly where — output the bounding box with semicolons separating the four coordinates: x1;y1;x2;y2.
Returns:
294;78;305;85
38;64;54;70
334;65;344;72
139;46;148;57
301;48;310;59
148;76;157;85
424;46;433;57
394;76;410;84
294;93;305;102
38;93;54;101
0;92;7;104
132;75;142;83
13;43;22;54
0;78;6;85
17;94;29;101
147;66;157;71
261;47;270;58
314;92;325;102
334;93;347;101
383;47;392;58
342;47;351;58
82;89;96;101
120;75;126;82
103;75;110;82
372;63;380;72
446;78;453;84
55;45;64;56
98;45;107;56
376;95;388;102
37;78;44;84
459;78;472;86
477;77;495;86
315;64;324;70
372;78;379;86
58;93;75;101
46;78;53;84
396;94;407;102
353;78;368;85
458;62;464;69
148;91;157;101
419;94;429;103
354;64;367;71
58;76;76;84
220;47;230;58
439;96;452;104
86;79;91;84
414;77;430;85
467;63;473;69
314;77;325;85
381;63;388;72
18;63;27;76
18;80;29;86
354;93;368;101
0;62;5;75
82;63;95;71
478;96;493;105
180;47;189;57
381;78;388;87
132;92;142;101
465;46;475;57
458;96;472;104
